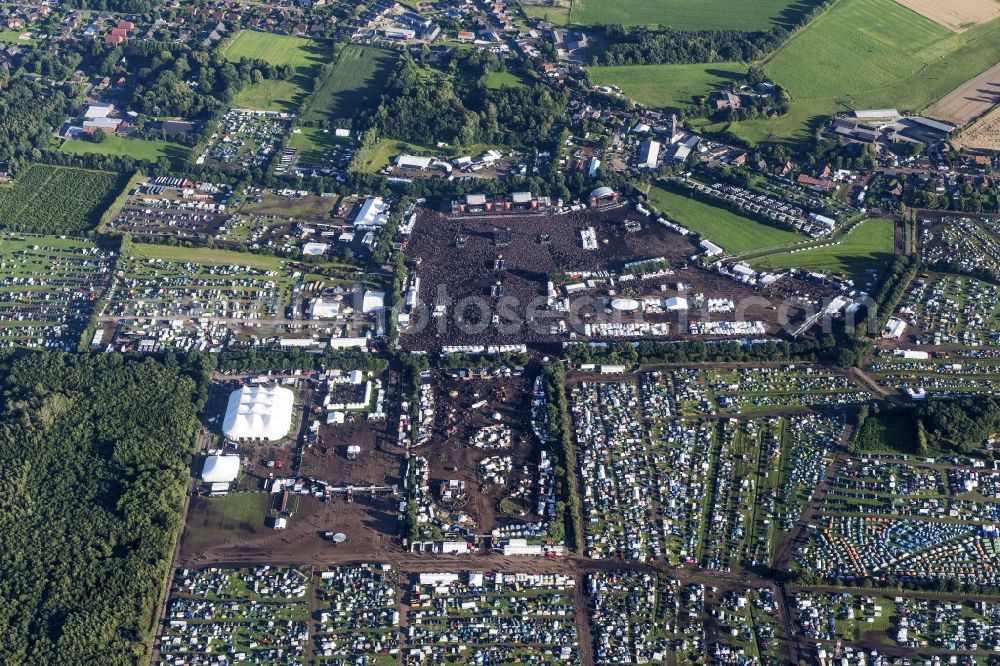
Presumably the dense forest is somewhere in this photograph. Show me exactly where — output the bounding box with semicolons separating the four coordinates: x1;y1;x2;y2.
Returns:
918;396;1000;456
0;352;212;665
0;77;79;162
374;54;567;150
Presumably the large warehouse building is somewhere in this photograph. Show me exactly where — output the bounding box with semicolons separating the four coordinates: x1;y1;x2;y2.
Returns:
223;384;295;441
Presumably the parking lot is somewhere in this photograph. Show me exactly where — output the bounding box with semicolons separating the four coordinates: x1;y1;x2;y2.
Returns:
570;371;849;566
157;566;311;665
202;109;291;170
0;233;116;349
899;273;1000;346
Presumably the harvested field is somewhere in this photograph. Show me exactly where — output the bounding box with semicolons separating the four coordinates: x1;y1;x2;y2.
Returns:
892;0;1000;32
926;62;1000;124
953;104;1000;150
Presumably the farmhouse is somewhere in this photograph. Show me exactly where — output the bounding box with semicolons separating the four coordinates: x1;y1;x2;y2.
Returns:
854;109;900;120
383;27;415;40
713;91;742;111
222;384;295;442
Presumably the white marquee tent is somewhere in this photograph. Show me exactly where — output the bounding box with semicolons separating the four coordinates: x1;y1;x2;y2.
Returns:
201;454;241;483
223;384;295;441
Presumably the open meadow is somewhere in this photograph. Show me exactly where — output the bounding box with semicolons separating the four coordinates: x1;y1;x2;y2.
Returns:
520;3;571;24
485;70;531;89
288;126;352;163
717;0;1000;143
648;184;805;254
128;241;285;271
60;135;191;167
587;62;748;113
222;30;327;67
224;31;333;114
0;164;122;234
569;0;819;30
750;218;895;284
301;45;396;123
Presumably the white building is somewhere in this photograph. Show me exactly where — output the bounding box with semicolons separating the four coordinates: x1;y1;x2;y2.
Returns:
883;317;908;339
395;154;433;170
362;290;386;313
700;239;723;256
223;385;295;441
354;197;390;228
84;103;114;119
310;296;342;320
664;296;689;311
328;336;369;350
302;242;328;256
638;140;661;168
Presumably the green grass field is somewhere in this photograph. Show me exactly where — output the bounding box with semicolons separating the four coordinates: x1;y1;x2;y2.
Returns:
301;45;395;123
485;70;531;89
222;30;326;67
587;62;747;112
721;0;1000;143
521;3;571;24
182;494;270;552
570;0;815;30
224;30;333;114
288;127;351;162
60;135;190;166
129;241;285;271
648;184;805;254
232;78;306;114
750;218;894;284
0;29;35;44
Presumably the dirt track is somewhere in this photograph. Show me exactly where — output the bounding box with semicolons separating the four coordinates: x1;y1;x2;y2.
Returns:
892;0;1000;32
